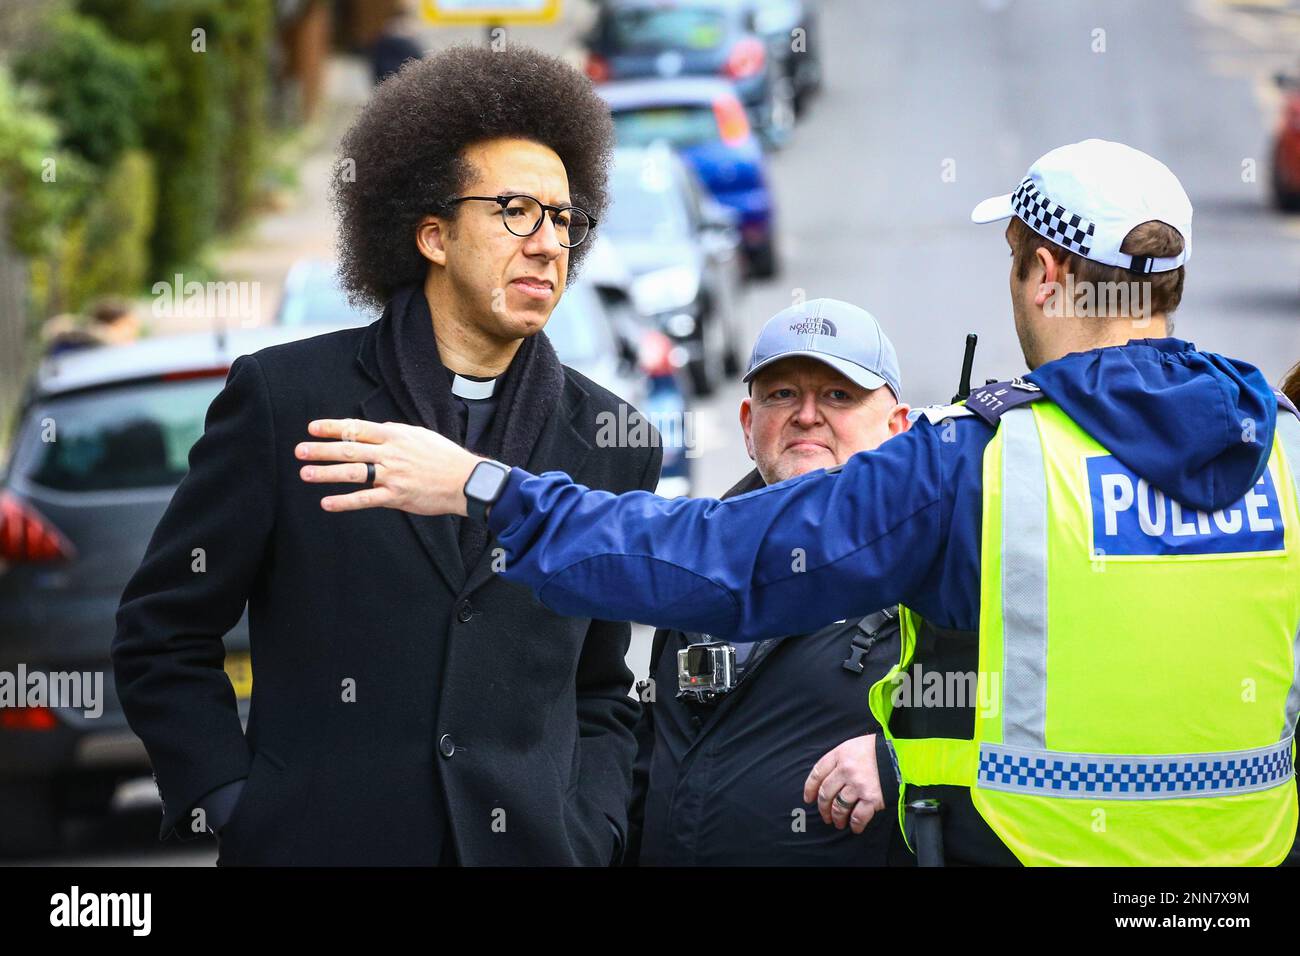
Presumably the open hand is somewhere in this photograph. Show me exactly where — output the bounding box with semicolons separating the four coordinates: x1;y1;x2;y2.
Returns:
296;418;481;516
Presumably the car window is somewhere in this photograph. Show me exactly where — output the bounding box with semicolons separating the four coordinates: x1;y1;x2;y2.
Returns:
279;271;374;327
607;8;728;51
607;159;693;242
612;106;720;150
753;0;800;34
16;377;225;492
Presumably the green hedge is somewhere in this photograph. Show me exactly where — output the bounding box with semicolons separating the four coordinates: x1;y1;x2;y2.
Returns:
0;65;90;260
1;1;275;317
77;0;274;274
13;13;152;169
33;149;157;313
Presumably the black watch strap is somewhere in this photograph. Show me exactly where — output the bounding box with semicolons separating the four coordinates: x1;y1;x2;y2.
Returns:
464;460;511;523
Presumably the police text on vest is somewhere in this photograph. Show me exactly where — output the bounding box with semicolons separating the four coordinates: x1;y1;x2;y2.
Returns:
1087;456;1284;556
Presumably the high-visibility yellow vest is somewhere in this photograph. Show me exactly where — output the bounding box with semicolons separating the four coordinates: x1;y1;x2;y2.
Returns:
869;397;1300;865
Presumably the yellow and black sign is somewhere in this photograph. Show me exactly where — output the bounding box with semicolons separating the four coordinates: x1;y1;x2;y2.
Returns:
419;0;561;26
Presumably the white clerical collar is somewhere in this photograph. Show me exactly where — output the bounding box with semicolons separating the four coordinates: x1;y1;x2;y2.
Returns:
451;373;496;400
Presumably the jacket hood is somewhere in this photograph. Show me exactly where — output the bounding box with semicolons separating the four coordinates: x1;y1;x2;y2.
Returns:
1026;338;1277;513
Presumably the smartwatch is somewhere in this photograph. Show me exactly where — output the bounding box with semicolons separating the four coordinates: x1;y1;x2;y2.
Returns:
463;459;512;522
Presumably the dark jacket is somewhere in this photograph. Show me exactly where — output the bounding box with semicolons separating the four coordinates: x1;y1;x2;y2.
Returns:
112;320;661;866
626;469;903;866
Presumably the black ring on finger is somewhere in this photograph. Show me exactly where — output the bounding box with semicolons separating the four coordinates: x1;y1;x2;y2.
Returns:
364;462;376;487
833;793;855;810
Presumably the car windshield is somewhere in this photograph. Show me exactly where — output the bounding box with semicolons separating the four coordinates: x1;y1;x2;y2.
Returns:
545;285;612;366
608;8;727;51
17;377;225;492
612;105;720;151
606;159;692;242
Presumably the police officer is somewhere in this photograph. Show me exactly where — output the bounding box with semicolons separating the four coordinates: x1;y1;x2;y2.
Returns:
629;301;910;866
297;139;1300;866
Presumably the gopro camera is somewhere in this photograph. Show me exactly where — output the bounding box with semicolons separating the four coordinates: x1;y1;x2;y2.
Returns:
677;641;737;703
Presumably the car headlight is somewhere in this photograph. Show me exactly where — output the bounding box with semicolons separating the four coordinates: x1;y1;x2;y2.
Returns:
630;265;701;317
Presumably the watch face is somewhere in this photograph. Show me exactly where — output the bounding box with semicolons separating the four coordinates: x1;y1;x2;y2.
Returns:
466;462;507;501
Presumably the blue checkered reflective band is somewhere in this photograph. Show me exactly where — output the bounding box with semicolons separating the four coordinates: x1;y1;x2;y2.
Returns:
977;740;1294;800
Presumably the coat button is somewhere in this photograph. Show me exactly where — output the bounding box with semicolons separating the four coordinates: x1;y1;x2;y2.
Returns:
439;734;456;758
456;601;473;623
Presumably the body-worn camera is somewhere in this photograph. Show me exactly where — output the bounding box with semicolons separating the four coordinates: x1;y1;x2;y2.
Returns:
677;641;737;703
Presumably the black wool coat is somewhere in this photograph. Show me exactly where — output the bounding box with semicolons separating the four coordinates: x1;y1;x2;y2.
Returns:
112;320;662;865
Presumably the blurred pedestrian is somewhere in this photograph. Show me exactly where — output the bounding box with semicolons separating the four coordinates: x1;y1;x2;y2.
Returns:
39;312;101;357
370;5;424;85
87;297;142;346
627;300;910;866
302;139;1300;867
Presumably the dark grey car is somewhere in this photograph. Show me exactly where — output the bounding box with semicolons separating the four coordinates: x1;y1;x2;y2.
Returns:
0;324;351;855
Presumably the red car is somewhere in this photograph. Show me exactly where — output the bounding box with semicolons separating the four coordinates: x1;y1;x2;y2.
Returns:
1272;72;1300;210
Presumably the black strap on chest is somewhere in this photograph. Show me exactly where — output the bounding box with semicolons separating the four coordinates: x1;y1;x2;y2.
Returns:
964;378;1046;426
842;607;897;674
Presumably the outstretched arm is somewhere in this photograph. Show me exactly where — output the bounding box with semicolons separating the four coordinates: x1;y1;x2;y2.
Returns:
295;418;947;643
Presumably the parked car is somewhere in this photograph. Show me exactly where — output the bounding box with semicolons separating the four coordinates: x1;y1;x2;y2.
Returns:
600;78;779;278
598;146;745;398
546;278;694;497
584;0;795;148
274;258;378;327
726;0;822;116
1272;71;1300;211
0;324;353;856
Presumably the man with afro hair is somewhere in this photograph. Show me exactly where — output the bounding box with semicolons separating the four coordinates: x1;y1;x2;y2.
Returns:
114;44;662;866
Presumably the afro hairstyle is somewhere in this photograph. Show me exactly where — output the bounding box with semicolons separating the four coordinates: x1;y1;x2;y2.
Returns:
330;43;615;310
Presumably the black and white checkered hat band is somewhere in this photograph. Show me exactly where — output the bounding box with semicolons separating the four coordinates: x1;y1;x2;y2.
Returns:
1011;178;1096;258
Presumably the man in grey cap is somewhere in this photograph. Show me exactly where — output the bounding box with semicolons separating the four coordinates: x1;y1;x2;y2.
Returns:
623;298;912;866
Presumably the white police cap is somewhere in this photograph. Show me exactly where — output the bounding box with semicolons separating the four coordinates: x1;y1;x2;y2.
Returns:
971;139;1192;274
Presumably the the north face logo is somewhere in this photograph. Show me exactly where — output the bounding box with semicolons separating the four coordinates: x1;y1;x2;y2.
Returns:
789;318;837;336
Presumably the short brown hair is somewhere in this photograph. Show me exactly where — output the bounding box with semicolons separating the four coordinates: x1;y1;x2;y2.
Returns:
1008;215;1186;319
1282;361;1300;408
89;297;132;325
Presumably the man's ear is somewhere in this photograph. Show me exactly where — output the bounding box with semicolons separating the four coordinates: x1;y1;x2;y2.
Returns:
1033;245;1059;308
888;403;912;436
416;215;450;267
739;397;757;462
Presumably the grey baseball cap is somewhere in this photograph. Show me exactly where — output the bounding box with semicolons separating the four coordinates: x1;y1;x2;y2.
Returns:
743;298;902;401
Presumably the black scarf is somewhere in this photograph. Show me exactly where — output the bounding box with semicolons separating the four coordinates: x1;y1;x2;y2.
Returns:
375;284;564;571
